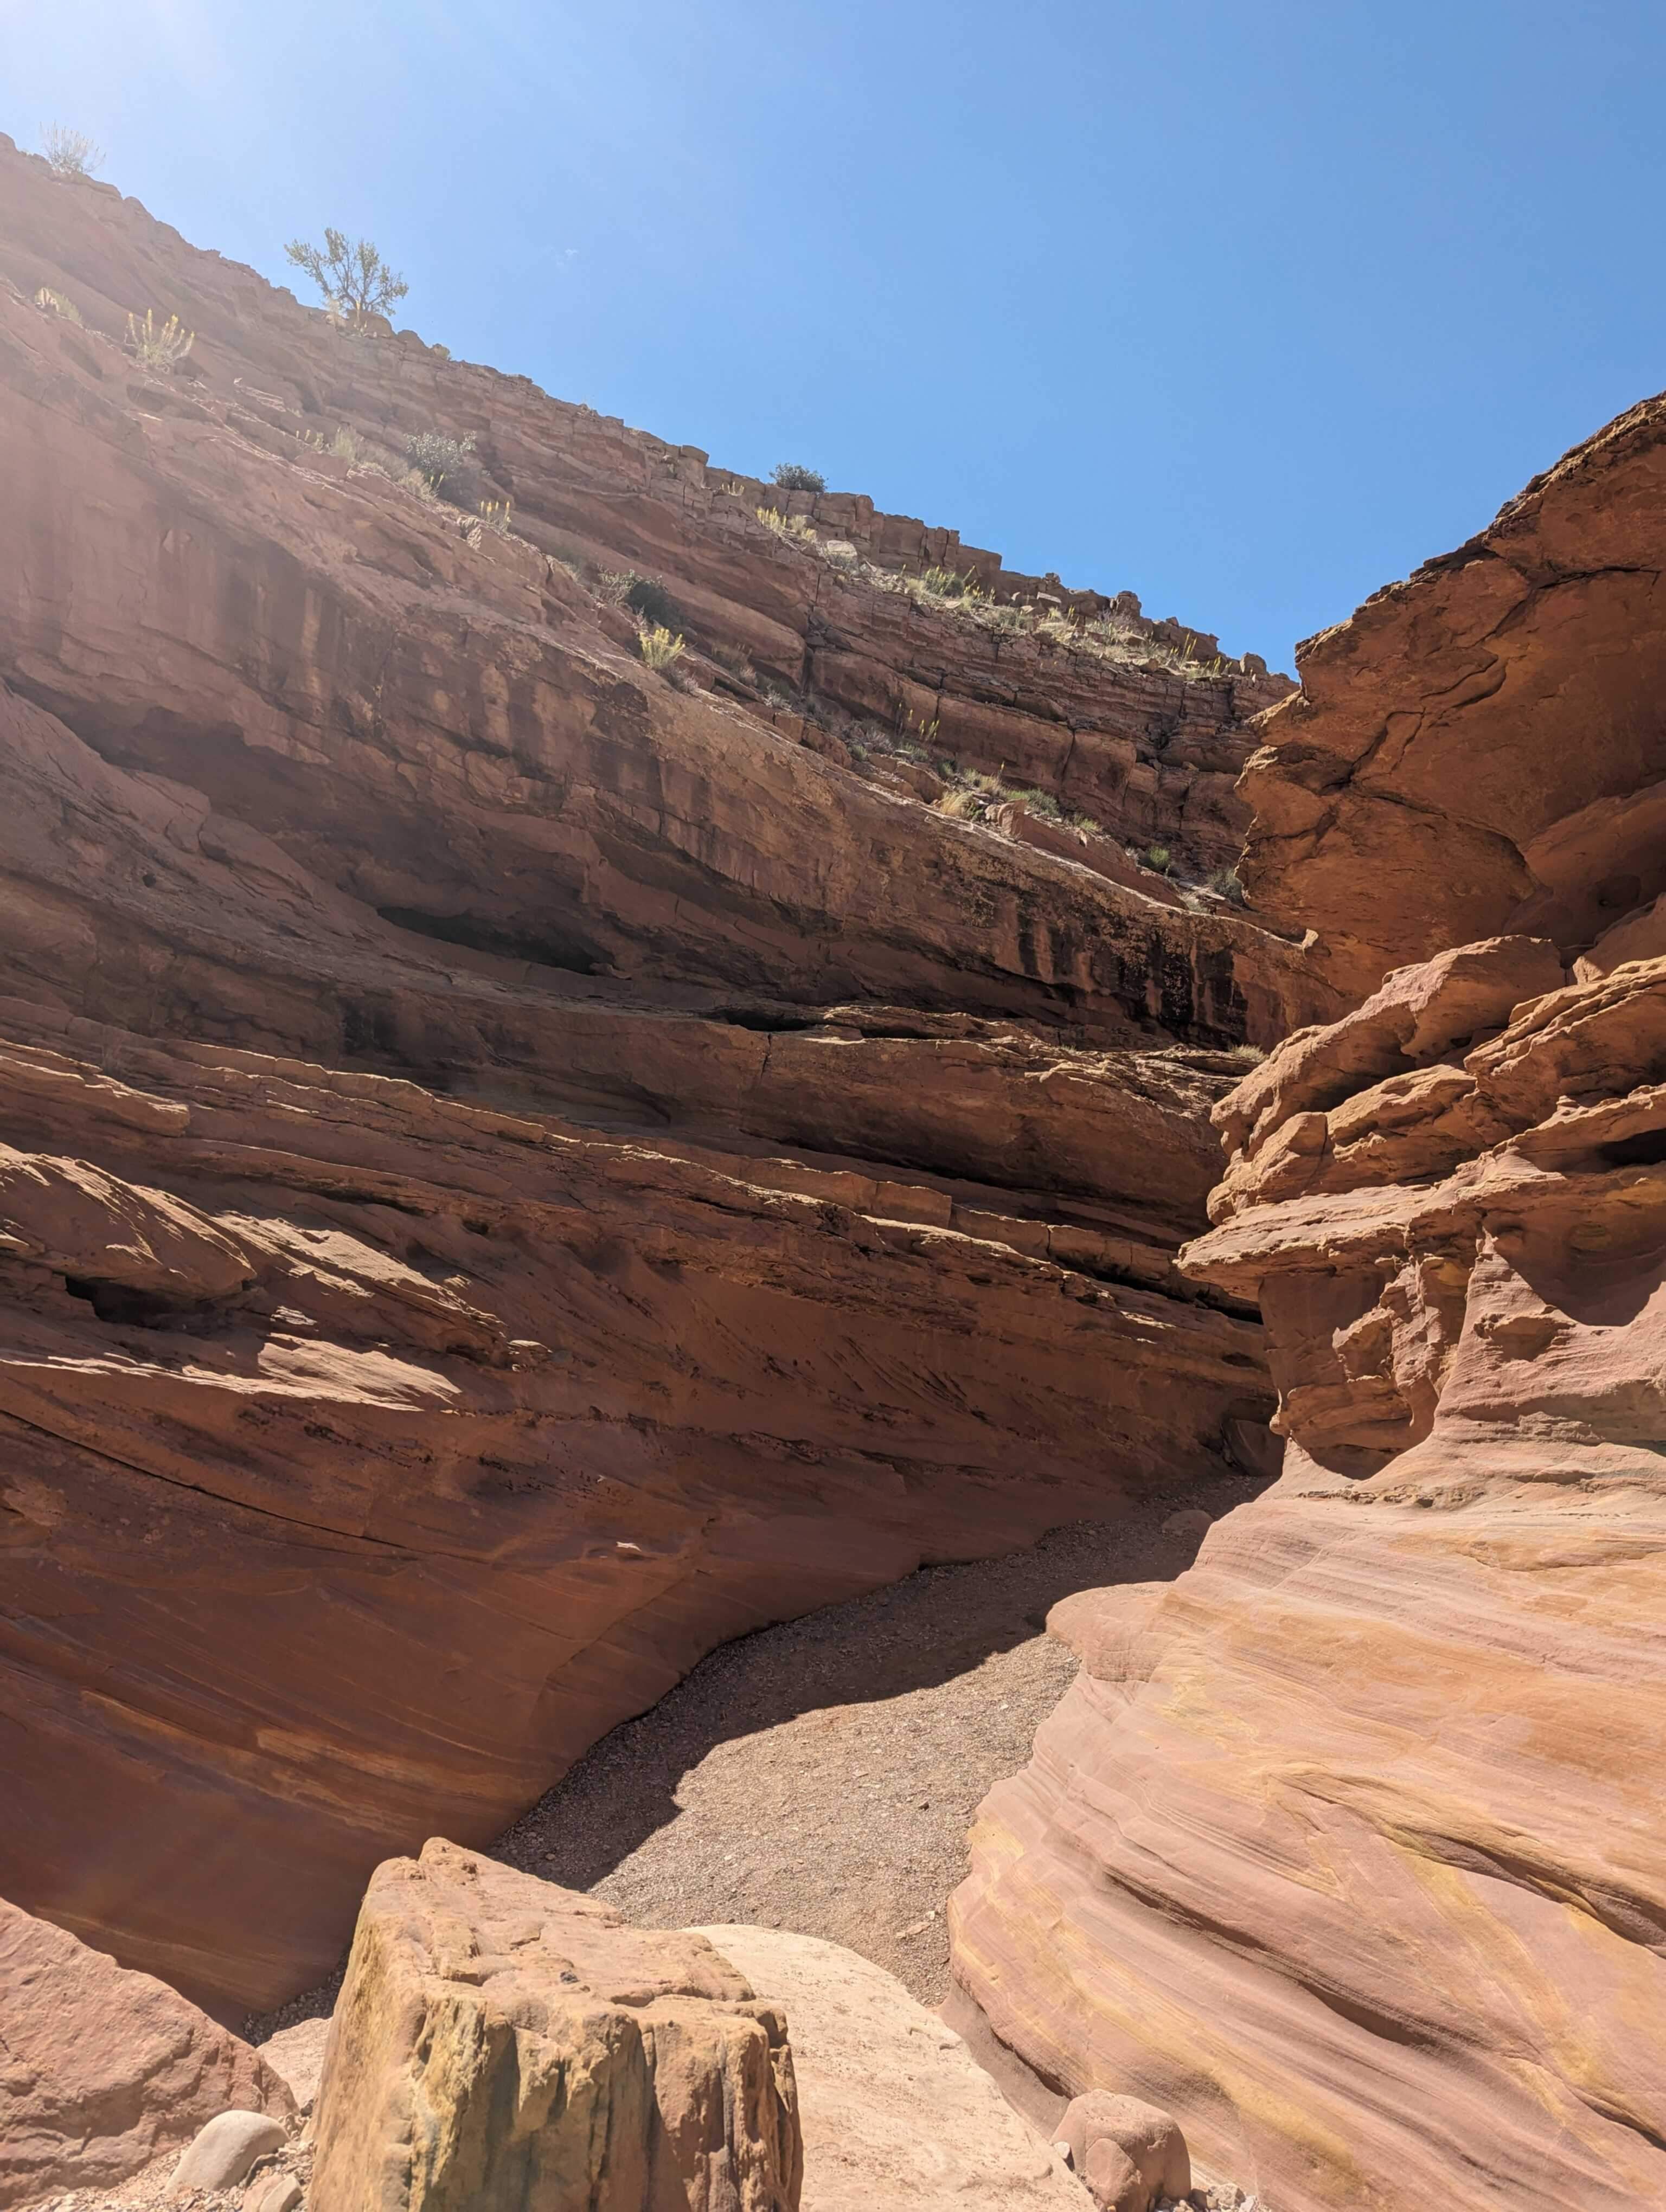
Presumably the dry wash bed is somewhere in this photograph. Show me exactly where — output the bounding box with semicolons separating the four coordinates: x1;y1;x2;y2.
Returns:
494;1478;1249;2005
251;1474;1250;2041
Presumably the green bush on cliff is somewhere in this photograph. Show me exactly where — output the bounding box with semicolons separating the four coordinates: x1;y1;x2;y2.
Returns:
599;570;681;629
284;229;408;333
770;462;825;493
405;430;477;496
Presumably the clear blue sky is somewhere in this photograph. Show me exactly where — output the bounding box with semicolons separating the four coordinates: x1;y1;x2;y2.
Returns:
4;1;1663;668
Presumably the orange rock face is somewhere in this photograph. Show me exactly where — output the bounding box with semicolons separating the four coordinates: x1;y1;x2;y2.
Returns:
0;140;1327;2013
1240;392;1666;1005
951;942;1666;2210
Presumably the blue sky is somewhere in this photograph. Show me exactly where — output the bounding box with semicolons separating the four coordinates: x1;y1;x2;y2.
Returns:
4;1;1663;668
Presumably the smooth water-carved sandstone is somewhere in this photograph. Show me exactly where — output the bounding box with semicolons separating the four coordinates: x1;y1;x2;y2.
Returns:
952;948;1666;2211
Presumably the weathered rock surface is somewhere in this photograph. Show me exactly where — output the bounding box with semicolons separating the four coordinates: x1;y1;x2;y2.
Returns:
0;1894;292;2209
696;1926;1087;2212
951;946;1666;2211
1239;389;1666;1004
0;140;1326;2012
310;1840;802;2212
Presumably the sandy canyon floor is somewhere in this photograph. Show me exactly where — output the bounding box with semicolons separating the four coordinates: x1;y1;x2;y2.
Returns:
250;1472;1252;2042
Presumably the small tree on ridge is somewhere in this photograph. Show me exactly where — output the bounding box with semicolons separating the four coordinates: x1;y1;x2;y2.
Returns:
284;229;408;332
42;124;102;178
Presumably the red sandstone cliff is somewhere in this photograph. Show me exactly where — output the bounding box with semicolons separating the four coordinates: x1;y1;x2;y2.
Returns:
1239;391;1666;1005
0;138;1324;2014
951;402;1666;2210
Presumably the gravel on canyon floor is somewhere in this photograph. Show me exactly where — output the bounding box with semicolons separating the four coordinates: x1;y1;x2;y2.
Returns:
251;1468;1255;2042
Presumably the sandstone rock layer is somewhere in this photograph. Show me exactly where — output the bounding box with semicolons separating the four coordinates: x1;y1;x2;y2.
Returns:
0;1893;292;2208
1241;390;1666;1004
951;944;1666;2211
0;138;1324;2012
311;1840;801;2212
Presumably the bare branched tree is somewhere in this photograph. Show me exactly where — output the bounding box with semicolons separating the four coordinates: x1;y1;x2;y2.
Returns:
42;124;102;178
283;229;408;333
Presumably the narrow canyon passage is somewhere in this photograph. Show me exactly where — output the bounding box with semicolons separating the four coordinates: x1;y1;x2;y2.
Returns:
250;1475;1252;2042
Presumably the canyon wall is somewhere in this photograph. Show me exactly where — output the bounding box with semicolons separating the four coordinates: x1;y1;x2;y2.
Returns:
1240;391;1666;1004
0;139;1326;2014
952;402;1666;2210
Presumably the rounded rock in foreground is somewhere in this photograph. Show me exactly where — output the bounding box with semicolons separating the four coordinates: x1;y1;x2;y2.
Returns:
169;2108;287;2192
1159;1508;1213;1543
1056;2092;1189;2212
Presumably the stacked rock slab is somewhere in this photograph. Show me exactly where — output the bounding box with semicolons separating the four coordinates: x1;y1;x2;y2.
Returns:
0;1894;293;2208
951;943;1666;2209
311;1840;802;2212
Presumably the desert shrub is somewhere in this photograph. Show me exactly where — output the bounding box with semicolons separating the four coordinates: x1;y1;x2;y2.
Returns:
405;429;476;494
1145;844;1173;874
1206;864;1247;906
284;229;408;333
430;342;451;359
1067;809;1102;835
770;462;825;493
34;287;82;324
42;125;101;179
477;498;515;537
982;601;1034;634
935;787;982;820
637;624;686;672
325;425;364;463
599;570;680;628
755;506;815;541
933;769;1008;822
1012;786;1062;820
920;565;979;599
125;309;194;369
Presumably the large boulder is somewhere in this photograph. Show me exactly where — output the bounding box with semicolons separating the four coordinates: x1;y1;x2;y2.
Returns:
696;1925;1087;2212
0;1895;292;2208
310;1840;803;2211
1055;2092;1188;2212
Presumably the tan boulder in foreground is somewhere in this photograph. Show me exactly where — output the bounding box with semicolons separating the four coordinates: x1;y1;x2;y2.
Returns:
0;1895;292;2209
310;1840;802;2212
696;1925;1088;2212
